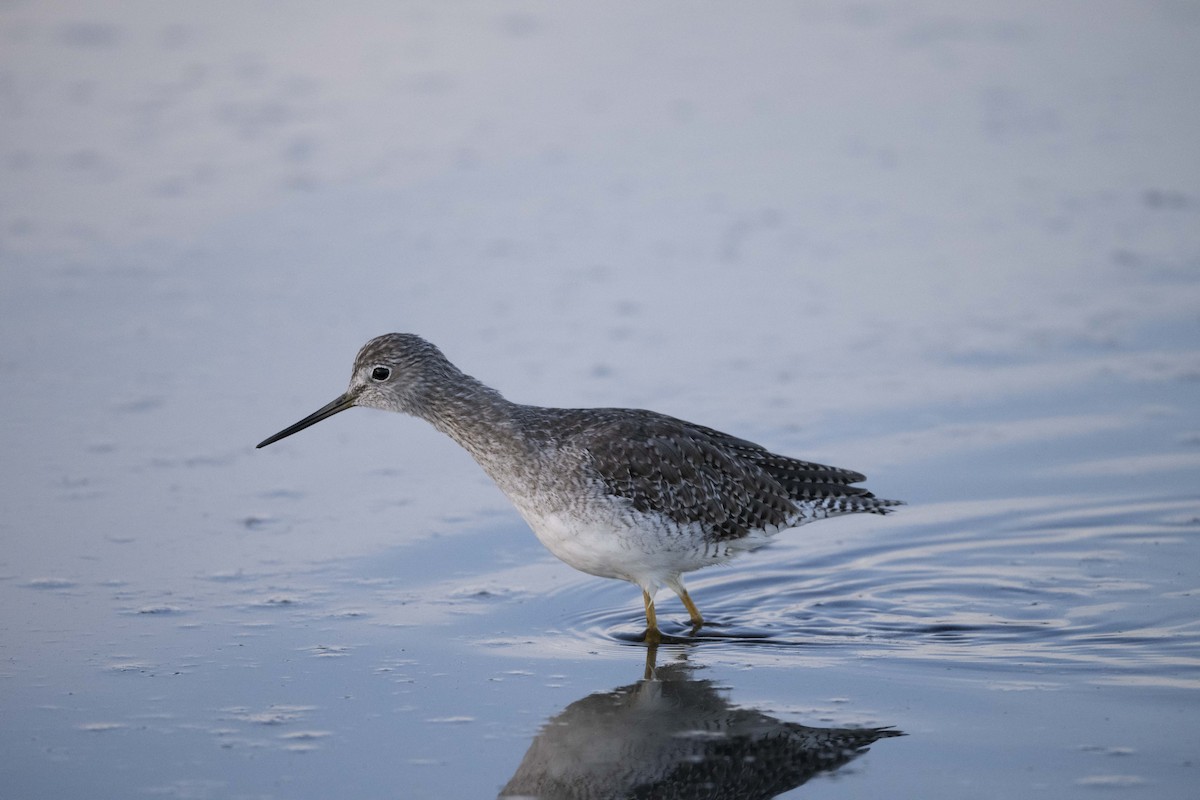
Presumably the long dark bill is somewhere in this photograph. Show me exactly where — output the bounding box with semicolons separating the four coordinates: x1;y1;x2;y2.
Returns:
256;392;357;448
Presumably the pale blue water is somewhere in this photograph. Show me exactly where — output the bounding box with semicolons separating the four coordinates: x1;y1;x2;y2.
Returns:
3;3;1199;798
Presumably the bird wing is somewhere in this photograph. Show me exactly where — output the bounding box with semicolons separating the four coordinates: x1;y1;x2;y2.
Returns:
578;410;897;540
581;411;806;541
682;421;882;502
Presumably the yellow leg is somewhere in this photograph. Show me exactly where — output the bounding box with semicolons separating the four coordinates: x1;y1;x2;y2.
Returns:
667;578;704;628
677;587;704;628
642;590;662;644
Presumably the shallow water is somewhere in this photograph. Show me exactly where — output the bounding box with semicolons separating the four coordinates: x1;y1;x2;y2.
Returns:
7;491;1198;798
3;2;1199;798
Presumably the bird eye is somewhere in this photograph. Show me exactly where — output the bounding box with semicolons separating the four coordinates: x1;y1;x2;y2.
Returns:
371;366;391;381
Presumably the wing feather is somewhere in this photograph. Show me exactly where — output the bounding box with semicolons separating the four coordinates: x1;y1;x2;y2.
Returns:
580;412;823;540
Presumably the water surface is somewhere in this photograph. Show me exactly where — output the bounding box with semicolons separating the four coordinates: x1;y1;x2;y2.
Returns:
2;2;1198;798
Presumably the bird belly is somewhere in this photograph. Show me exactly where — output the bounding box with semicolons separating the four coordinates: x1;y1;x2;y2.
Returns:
519;507;763;591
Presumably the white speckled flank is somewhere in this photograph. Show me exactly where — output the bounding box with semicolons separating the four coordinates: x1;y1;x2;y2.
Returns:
258;333;902;641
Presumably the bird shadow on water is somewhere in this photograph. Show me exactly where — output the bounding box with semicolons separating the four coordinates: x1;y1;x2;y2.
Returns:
497;646;903;800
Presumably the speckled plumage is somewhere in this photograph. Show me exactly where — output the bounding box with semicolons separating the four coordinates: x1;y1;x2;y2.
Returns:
257;333;902;640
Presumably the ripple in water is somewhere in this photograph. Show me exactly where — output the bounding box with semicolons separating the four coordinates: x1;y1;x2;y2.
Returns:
550;496;1200;685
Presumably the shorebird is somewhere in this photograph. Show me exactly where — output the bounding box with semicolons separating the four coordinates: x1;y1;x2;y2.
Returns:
257;334;901;642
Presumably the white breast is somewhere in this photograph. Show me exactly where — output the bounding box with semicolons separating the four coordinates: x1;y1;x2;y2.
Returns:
514;502;771;593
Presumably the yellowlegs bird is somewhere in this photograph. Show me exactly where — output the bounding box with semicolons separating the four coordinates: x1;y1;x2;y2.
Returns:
257;334;901;642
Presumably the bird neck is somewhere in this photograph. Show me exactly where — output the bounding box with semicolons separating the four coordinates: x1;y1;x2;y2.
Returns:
416;369;527;464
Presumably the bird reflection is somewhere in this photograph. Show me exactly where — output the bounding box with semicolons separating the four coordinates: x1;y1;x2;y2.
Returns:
499;648;902;800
